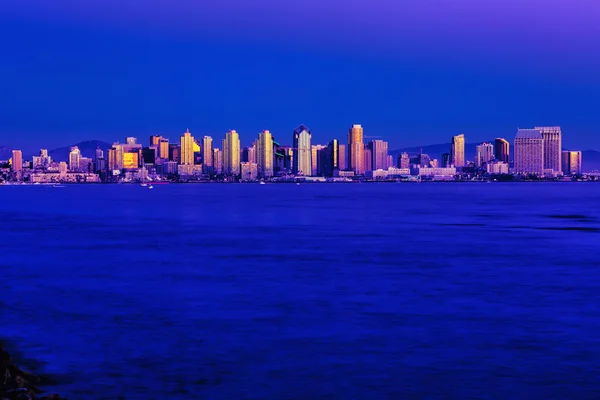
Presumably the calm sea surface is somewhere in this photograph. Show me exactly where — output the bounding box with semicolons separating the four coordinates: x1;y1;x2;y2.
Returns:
1;183;600;399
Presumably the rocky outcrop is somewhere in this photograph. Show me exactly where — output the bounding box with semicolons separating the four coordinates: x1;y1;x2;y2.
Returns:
1;347;65;400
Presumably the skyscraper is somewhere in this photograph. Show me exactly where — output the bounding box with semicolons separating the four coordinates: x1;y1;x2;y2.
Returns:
180;129;195;165
348;124;365;174
535;126;562;174
338;144;347;171
451;134;465;167
398;152;410;169
325;139;339;176
94;147;105;173
150;135;161;146
494;138;510;164
364;147;373;172
475;142;495;167
514;129;544;175
11;150;22;172
202;136;213;174
370;140;388;170
561;151;582;175
213;148;223;174
69;146;81;171
311;145;326;176
293;125;312;176
257;130;274;177
158;138;169;159
223;130;241;176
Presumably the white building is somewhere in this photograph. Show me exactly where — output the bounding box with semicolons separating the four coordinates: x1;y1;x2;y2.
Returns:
486;160;509;175
293;125;312;176
475;142;495;167
241;162;258;181
535;126;562;175
410;166;457;180
514;129;544;175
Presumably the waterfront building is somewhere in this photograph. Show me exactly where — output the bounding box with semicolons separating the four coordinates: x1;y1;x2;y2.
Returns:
430;159;439;168
80;157;93;173
494;138;510;164
11;150;22;172
242;145;257;164
324;139;339;176
213;148;223;175
364;147;373;172
398;152;410;169
451;134;465;168
535;126;562;174
293;125;312;176
387;155;394;169
158;138;169;160
369;140;389;170
240;162;258;181
94;148;105;173
441;153;451;168
256;130;274;177
169;144;180;164
514;129;544;175
69;146;81;171
338;144;347;171
222;130;241;176
410;166;457;180
418;153;431;167
32;149;51;170
561;151;582;175
476;142;495;167
107;148;117;171
486;160;510;175
348;124;365;174
142;147;156;165
180;129;195;166
202;136;213;174
58;162;68;175
311;144;326;176
150;135;161;146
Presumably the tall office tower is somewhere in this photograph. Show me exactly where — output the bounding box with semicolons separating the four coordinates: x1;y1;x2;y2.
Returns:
338;144;347;170
126;137;137;145
561;151;583;175
11;150;22;172
107;148;117;171
441;153;451;168
514;129;544;175
535;126;562;174
387;155;394;169
364;147;373;172
150;135;161;146
293;125;312;176
69;146;82;171
94;147;105;173
257;130;274;177
451;134;465;167
169;144;181;164
418;153;431;167
326;139;339;176
213;148;223;174
494;138;510;164
202;136;213;174
398;152;410;169
158;138;169;159
311;145;326;176
348;124;365;174
370;140;388;170
475;142;495;167
223;130;241;176
180;129;195;165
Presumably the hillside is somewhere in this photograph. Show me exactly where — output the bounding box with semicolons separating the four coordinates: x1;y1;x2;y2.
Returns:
47;140;112;161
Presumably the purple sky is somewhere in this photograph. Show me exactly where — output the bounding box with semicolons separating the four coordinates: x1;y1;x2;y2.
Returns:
1;0;600;150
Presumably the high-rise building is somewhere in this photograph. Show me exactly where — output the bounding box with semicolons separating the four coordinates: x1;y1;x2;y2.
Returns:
32;149;51;170
398;152;410;169
338;144;347;171
293;125;312;176
494;138;510;164
240;162;258;181
441;153;451;168
348;124;365;174
202;136;213;174
364;147;373;172
169;144;181;164
213;148;223;174
150;135;162;146
94;147;105;173
418;153;431;167
370;140;388;170
325;139;339;176
158;138;169;159
257;130;274;178
387;155;394;169
451;134;465;168
535;126;562;174
69;146;81;171
311;145;326;176
223;130;241;176
107;148;117;171
475;142;495;167
11;150;22;172
561;151;582;175
242;145;257;164
514;129;544;175
180;129;195;165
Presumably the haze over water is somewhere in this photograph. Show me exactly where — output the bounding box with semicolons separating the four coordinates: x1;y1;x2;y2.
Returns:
1;183;600;399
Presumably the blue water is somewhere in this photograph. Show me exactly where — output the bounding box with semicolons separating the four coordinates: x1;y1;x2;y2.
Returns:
2;183;600;399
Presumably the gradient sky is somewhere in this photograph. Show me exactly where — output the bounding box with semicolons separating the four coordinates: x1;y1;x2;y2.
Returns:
1;0;599;151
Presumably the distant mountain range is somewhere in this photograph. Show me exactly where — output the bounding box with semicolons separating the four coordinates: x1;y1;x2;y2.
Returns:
46;140;112;162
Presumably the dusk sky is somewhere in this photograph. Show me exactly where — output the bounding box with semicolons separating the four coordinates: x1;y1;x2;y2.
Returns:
1;0;599;151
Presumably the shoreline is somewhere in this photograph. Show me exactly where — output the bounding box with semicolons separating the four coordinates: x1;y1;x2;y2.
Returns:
1;346;64;400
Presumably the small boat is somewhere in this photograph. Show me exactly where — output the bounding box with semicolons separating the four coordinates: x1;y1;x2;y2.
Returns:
296;183;300;186
148;185;154;189
140;183;148;187
259;181;266;185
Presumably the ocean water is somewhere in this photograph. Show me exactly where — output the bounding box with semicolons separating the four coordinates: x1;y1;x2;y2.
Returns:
1;183;600;399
